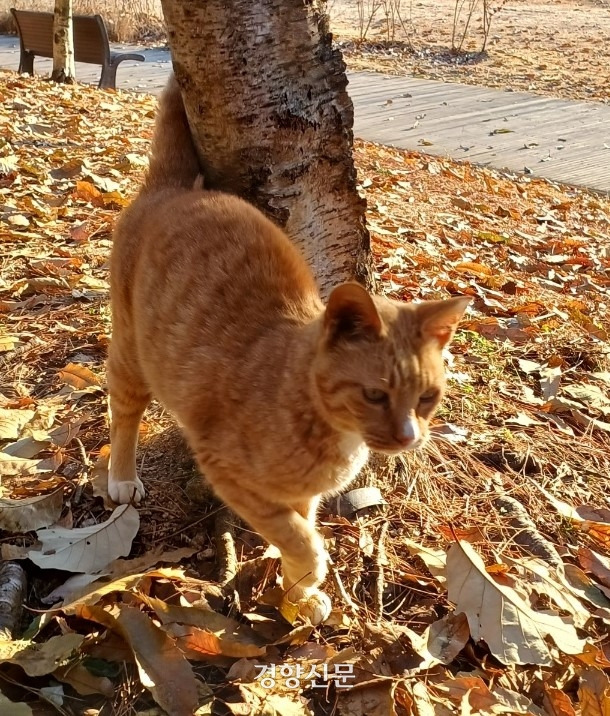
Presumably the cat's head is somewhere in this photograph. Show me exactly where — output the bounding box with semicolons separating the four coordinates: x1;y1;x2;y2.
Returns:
312;283;470;455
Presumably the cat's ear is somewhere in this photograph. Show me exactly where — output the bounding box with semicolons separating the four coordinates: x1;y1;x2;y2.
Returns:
324;283;383;342
415;296;471;348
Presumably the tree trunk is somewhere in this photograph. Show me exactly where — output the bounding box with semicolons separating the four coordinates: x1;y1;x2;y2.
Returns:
51;0;75;84
160;0;372;295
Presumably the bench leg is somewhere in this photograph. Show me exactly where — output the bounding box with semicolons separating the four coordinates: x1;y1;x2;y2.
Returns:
99;64;118;90
18;51;34;76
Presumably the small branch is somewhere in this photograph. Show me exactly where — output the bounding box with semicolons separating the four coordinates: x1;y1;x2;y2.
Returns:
0;562;27;639
374;521;389;625
215;508;241;612
329;560;359;612
72;437;91;505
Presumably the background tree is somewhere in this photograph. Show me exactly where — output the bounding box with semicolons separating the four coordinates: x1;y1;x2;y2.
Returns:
160;0;372;296
51;0;75;84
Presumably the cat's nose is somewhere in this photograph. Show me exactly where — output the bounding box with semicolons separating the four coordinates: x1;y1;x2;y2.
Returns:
394;433;414;448
394;416;420;447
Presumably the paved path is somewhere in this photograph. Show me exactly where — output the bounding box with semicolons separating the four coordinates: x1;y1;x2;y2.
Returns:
1;35;609;193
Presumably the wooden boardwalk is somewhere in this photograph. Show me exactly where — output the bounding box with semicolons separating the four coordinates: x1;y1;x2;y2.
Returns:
1;35;609;193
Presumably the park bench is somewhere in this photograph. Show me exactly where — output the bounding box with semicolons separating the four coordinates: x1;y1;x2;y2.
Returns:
10;9;145;89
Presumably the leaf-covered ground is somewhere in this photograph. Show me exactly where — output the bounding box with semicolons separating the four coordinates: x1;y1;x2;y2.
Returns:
332;0;610;104
2;73;610;715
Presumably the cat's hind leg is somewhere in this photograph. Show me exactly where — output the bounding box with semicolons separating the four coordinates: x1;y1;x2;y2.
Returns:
107;350;150;504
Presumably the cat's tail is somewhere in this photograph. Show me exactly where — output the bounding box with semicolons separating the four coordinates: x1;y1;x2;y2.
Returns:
141;74;201;194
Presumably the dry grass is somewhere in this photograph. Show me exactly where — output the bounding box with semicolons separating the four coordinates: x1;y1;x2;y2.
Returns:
0;0;164;41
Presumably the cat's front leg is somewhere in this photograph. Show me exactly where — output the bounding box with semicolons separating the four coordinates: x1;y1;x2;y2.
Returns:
211;483;331;624
107;355;150;504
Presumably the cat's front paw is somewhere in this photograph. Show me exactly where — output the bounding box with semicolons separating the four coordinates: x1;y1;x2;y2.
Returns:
282;589;332;626
108;477;145;504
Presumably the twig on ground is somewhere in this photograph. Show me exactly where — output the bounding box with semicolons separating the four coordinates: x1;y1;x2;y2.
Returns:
374;521;389;624
329;558;360;612
72;437;92;505
215;508;241;612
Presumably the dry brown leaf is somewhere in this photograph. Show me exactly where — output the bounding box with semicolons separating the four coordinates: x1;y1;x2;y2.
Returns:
0;407;35;440
0;488;63;532
73;180;103;203
0;452;54;478
338;680;398;716
53;663;114;697
543;686;577;716
115;606;199;716
515;559;592;629
580;521;610;552
57;362;102;390
578;547;610;589
404;612;469;668
27;504;139;573
0;634;84;676
140;595;266;659
447;540;587;665
404;538;447;583
437;676;498;712
60;567;191;612
2;433;52;458
167;623;267;660
579;667;610;716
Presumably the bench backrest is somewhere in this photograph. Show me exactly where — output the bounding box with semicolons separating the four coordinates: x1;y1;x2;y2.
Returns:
10;9;111;65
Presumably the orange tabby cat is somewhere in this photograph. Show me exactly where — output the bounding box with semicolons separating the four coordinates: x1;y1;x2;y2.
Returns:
108;76;470;623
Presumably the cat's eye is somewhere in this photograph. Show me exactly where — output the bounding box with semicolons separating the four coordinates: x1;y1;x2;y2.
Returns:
419;390;439;405
362;387;389;404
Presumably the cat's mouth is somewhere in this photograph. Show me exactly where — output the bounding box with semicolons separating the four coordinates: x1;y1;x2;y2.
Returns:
365;438;424;455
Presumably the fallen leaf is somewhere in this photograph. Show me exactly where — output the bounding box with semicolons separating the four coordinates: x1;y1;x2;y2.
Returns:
0;407;35;440
57;362;101;390
115;605;199;716
0;489;64;532
543;686;577;716
437;676;499;712
53;662;114;697
404;612;469;668
60;567;193;613
2;433;53;458
338;680;397;716
0;452;54;477
447;540;587;665
579;667;610;716
516;558;592;629
141;595;266;659
27;504;139;573
578;547;610;589
0;634;84;676
404;539;447;583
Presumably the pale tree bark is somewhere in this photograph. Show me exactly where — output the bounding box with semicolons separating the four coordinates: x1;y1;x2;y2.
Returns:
51;0;76;84
160;0;373;295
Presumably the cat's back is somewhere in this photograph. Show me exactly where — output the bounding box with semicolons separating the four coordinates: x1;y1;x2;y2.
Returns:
112;188;320;319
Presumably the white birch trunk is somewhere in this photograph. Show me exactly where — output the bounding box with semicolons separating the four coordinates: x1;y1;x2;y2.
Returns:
160;0;373;296
51;0;76;84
